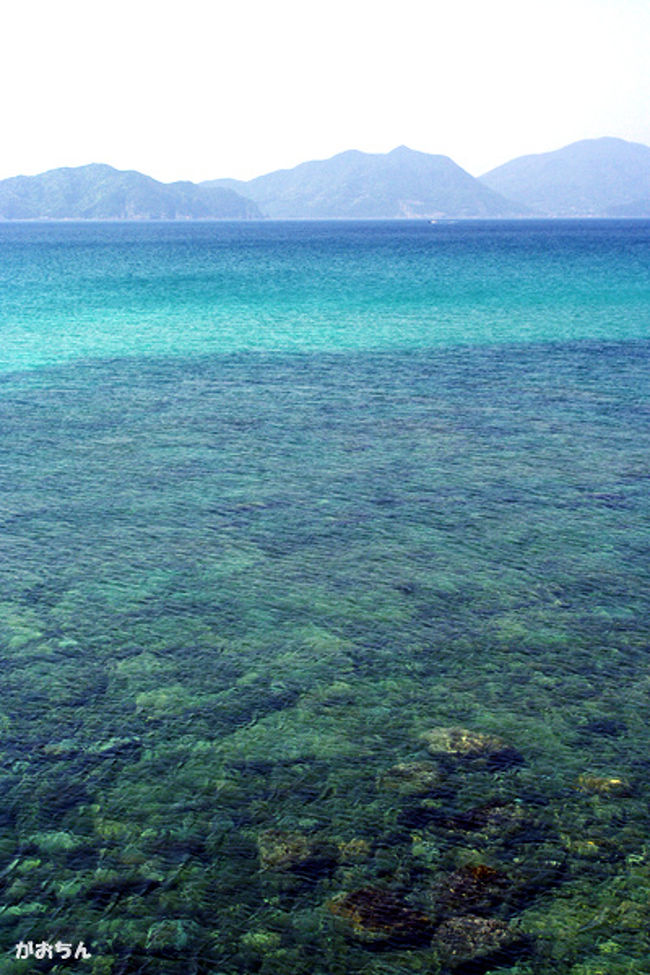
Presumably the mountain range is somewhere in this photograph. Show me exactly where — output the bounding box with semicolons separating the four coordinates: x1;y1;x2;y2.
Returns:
1;138;649;220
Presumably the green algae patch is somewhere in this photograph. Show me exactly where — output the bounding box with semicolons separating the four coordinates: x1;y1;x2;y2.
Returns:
240;929;282;952
0;603;45;649
94;816;139;843
115;651;172;679
215;705;369;764
0;712;10;739
28;830;84;854
135;684;193;718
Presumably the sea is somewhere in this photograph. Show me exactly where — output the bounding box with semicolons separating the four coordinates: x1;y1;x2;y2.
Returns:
0;219;648;975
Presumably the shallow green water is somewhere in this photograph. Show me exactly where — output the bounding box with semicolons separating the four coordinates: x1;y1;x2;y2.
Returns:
0;222;649;974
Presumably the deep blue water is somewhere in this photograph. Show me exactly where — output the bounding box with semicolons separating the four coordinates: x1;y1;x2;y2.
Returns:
0;221;648;974
1;220;649;374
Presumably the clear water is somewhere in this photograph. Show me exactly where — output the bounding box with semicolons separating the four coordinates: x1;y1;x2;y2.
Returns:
0;221;648;974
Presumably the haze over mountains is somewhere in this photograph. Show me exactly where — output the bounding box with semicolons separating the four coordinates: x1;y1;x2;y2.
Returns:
0;138;648;220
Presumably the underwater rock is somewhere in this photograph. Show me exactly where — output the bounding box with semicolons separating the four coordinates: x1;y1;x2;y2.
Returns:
85;957;114;975
116;651;167;671
40;739;81;759
559;833;605;857
577;774;632;796
427;864;510;919
608;898;648;931
337;837;372;862
135;684;191;719
145;919;200;955
420;726;522;767
257;829;311;869
28;830;83;854
88;868;162;905
118;844;148;866
87;736;142;758
41;735;142;765
94;816;139;843
421;800;527;836
307;680;356;710
5;878;36;903
421;726;506;756
257;828;337;875
240;929;282;951
3;900;47;917
579;717;627;737
328;887;435;946
378;761;442;795
434;914;526;970
480;844;566;911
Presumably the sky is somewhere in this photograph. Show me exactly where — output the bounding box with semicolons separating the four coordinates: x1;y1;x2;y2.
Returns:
2;0;649;183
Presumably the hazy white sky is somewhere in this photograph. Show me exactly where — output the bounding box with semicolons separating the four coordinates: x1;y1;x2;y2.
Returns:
3;0;649;182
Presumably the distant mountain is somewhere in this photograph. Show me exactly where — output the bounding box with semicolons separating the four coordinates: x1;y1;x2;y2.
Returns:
604;197;650;218
480;138;650;217
0;164;262;220
202;146;526;219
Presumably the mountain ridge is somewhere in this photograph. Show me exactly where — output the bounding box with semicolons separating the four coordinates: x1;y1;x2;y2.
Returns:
202;145;526;219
